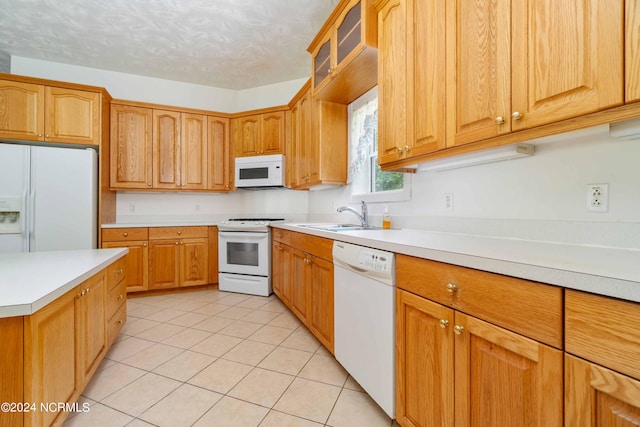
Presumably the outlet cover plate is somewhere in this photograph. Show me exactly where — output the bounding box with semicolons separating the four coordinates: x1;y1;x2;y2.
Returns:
587;183;609;212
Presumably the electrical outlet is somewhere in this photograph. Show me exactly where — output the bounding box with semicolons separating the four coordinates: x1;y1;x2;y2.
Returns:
128;203;136;213
444;193;454;213
587;184;608;212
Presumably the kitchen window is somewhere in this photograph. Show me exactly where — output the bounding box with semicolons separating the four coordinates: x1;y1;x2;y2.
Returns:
348;86;410;202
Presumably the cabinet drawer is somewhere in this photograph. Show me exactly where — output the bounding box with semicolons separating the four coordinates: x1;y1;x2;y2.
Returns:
149;226;208;240
107;304;126;348
397;254;563;348
107;256;126;289
272;228;291;245
106;279;127;319
291;232;333;261
102;227;148;242
566;290;640;380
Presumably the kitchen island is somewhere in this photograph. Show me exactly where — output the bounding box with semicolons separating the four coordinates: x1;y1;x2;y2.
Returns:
0;248;128;427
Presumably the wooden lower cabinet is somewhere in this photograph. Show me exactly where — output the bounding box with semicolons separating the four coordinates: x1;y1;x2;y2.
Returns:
271;230;334;354
565;289;640;426
396;289;454;427
565;354;640;427
18;260;125;427
396;288;563;427
101;227;149;292
102;226;211;293
395;253;564;427
23;290;79;427
272;240;292;305
149;227;208;290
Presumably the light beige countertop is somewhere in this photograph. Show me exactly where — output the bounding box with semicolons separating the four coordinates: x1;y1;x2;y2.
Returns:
275;223;640;303
0;248;128;318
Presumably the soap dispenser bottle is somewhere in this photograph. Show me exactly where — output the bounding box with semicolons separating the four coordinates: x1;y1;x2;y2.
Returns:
382;205;391;229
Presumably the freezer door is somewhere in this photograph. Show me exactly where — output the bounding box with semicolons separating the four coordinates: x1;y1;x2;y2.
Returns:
0;144;29;252
30;146;97;251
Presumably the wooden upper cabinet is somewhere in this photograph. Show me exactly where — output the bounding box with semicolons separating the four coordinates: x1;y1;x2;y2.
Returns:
446;0;624;147
181;113;208;190
0;81;101;145
0;80;44;141
627;0;640;103
376;0;446;167
235;114;261;156
110;104;153;189
46;87;101;145
288;80;347;190
153;109;181;189
208;116;231;191
309;0;378;103
261;111;285;155
233;111;286;157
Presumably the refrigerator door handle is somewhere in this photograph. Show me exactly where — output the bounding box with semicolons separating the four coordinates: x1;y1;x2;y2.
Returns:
29;186;36;251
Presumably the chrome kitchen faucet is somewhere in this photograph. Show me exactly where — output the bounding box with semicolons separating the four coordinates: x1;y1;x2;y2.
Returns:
337;200;368;227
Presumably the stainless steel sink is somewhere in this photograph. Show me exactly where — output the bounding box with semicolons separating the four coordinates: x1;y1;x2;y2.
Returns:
296;224;382;232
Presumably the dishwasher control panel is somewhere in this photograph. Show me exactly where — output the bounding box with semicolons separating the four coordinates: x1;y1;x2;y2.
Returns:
358;250;392;272
333;241;395;285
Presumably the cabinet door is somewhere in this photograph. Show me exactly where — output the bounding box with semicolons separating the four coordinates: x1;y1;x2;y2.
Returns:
24;290;78;427
235;114;261;157
290;248;309;323
180;237;209;287
297;91;312;187
208;227;219;283
102;241;149;292
565;354;640;427
377;0;407;165
308;256;334;353
149;239;180;289
446;0;511;147
76;270;107;388
626;0;640;103
454;312;563;427
45;87;101;145
181;113;208;190
261;111;285;155
153;109;181;189
335;0;365;71
396;289;454;427
207;116;230;191
272;241;286;302
312;34;333;93
408;0;446;154
0;80;44;141
110;105;153;189
511;0;623;131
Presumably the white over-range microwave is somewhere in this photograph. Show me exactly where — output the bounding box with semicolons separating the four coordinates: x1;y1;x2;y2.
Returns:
234;154;285;188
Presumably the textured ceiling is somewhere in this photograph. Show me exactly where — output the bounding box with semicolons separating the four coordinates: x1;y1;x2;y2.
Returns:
0;0;339;89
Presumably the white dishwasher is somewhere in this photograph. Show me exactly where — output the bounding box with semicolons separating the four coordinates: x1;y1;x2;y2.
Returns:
333;241;395;418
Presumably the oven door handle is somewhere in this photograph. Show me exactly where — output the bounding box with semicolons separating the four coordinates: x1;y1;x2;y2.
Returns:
219;231;269;240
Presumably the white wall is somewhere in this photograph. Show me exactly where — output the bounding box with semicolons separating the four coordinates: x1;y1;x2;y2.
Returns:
10;56;306;112
308;124;640;248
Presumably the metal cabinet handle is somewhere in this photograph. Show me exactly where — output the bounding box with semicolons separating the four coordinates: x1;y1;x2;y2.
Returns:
453;325;464;335
143;243;147;247
147;182;152;186
85;287;90;294
117;294;124;300
177;231;182;235
117;320;123;325
123;232;128;237
512;111;523;121
439;319;449;329
405;145;411;152
446;283;457;293
116;269;123;275
495;116;505;125
397;147;404;155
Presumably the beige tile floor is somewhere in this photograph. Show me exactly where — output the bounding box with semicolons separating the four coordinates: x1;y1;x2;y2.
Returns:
63;288;396;427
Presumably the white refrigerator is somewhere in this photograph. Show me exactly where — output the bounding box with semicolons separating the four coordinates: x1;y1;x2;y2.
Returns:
0;143;98;253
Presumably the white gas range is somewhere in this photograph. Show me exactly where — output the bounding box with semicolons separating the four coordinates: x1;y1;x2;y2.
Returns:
217;218;284;296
